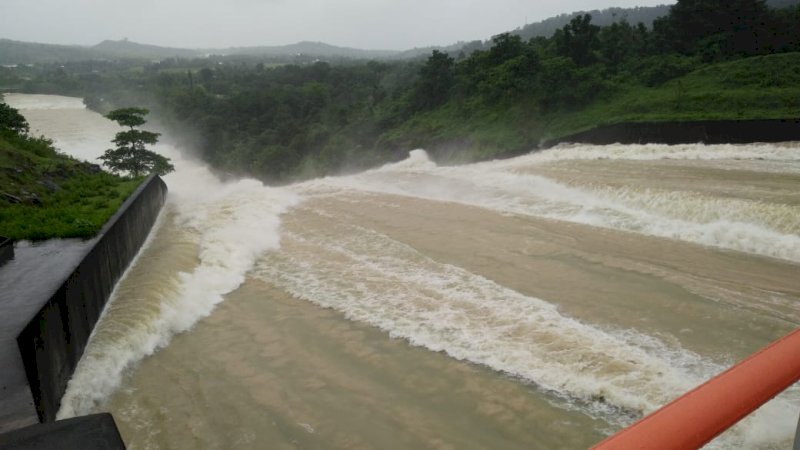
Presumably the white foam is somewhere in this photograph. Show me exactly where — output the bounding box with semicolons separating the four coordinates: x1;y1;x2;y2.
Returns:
28;95;796;448
295;148;800;263
7;94;299;419
254;217;799;448
56;139;299;418
257;223;700;419
522;142;800;165
377;148;438;171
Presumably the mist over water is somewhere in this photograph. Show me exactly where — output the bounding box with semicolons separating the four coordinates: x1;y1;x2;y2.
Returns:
7;94;799;449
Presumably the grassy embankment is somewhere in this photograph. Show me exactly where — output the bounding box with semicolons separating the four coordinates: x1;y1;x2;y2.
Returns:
384;52;800;161
0;131;141;240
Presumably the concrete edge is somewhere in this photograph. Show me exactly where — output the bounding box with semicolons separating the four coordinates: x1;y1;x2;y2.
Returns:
15;174;167;422
0;413;125;450
0;236;13;267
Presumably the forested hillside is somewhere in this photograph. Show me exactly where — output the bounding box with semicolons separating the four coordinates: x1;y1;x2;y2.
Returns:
511;0;799;42
2;0;799;183
513;6;670;42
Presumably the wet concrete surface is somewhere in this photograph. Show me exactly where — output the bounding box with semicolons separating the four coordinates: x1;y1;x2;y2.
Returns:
0;412;125;449
0;238;95;433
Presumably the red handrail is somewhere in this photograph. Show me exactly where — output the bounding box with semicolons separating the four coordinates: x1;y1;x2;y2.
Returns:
592;328;800;450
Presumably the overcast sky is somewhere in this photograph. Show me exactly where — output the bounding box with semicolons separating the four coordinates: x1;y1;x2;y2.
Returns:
0;0;671;50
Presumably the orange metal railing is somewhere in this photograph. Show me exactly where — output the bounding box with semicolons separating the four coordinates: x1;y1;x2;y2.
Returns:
592;328;800;450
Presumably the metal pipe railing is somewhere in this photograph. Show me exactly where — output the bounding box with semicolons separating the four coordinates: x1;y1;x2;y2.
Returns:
592;328;800;450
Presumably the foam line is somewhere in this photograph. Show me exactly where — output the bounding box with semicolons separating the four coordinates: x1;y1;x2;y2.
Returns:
255;218;799;448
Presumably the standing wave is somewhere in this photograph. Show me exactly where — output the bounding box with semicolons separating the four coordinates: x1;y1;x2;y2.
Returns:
297;148;800;263
57;156;299;418
253;210;799;449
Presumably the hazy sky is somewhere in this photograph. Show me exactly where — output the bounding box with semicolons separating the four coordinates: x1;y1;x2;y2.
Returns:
0;0;671;50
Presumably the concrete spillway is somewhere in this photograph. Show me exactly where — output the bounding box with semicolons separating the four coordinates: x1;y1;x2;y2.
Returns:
0;175;166;432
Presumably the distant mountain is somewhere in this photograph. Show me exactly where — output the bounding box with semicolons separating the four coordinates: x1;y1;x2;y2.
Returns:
92;39;199;59
0;38;200;64
0;39;96;64
0;38;399;65
420;0;800;58
388;6;673;60
513;5;670;42
512;0;799;42
214;41;398;59
2;0;798;65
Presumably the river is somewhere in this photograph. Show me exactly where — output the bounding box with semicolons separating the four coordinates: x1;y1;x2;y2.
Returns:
5;93;800;449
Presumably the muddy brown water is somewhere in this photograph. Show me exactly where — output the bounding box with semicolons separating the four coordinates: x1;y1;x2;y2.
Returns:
6;94;799;449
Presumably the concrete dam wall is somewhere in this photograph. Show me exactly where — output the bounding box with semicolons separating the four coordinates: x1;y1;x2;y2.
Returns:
542;118;800;148
15;175;167;423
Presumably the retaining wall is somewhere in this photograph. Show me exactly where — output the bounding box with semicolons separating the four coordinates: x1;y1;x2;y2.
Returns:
0;237;12;267
542;119;800;148
15;175;167;422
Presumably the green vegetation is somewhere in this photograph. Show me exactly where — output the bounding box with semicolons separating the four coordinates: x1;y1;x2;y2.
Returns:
2;0;799;183
100;107;174;177
0;101;142;240
543;53;800;137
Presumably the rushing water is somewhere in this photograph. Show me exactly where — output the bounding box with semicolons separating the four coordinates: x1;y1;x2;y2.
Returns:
6;94;800;449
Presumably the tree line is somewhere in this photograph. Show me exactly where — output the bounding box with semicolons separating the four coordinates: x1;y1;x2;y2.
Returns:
6;0;800;182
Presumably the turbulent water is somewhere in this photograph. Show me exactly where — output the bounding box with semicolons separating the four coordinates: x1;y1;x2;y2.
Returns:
6;94;800;449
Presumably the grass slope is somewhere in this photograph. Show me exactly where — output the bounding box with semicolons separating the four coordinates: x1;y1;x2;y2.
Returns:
546;52;800;138
0;132;141;240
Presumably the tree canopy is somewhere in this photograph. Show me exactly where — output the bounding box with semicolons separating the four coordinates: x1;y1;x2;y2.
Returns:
105;107;149;129
99;108;174;177
0;101;30;135
655;0;772;57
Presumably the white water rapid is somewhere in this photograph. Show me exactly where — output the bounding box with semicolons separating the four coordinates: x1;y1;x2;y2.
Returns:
6;94;799;450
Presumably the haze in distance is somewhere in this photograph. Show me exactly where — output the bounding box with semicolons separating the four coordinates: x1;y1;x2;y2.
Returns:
0;0;671;51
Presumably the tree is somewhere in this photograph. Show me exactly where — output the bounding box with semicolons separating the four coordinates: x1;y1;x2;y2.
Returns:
656;0;771;58
0;101;30;135
487;33;526;65
99;107;174;177
597;21;649;71
412;50;455;110
770;5;800;52
554;14;600;66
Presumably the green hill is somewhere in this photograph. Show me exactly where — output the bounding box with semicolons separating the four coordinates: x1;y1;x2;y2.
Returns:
0;39;97;64
400;0;800;59
380;52;800;160
93;39;199;60
0;102;141;240
0;38;201;65
546;52;800;138
216;41;398;59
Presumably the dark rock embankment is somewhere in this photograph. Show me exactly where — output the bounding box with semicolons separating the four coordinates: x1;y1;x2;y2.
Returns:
0;236;12;266
542;119;800;148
